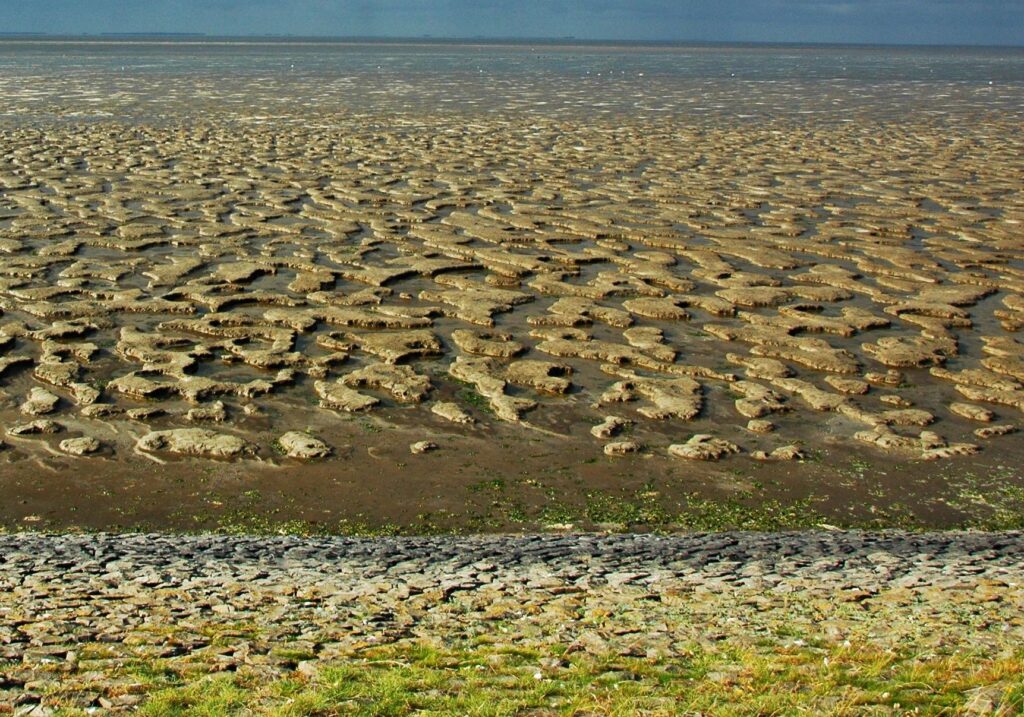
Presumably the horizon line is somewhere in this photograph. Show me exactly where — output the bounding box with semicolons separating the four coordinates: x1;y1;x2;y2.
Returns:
0;33;1021;50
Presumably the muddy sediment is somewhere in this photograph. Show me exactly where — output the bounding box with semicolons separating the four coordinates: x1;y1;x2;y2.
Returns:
0;73;1022;530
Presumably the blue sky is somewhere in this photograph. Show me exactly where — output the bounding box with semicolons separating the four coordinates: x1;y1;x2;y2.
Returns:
1;1;1022;46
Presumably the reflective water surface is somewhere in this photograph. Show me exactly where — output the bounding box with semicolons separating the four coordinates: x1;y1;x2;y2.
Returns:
1;39;1021;122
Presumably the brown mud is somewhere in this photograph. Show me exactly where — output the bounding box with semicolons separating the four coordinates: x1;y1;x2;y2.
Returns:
1;109;1022;532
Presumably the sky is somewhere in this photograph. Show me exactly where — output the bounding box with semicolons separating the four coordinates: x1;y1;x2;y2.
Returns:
1;0;1022;47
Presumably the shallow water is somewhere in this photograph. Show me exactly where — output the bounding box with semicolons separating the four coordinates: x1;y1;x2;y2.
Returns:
0;39;1022;122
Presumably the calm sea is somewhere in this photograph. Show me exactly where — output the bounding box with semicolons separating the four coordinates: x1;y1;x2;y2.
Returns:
0;38;1021;122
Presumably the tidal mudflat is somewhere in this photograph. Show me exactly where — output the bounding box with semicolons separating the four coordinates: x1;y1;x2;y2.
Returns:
0;41;1022;532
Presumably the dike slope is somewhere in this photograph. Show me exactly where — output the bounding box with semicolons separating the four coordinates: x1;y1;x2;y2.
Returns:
1;532;1022;712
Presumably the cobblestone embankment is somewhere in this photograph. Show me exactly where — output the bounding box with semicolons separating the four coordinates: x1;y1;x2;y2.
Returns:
1;531;1022;713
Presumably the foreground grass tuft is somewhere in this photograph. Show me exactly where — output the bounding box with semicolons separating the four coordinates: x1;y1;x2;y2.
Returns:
40;641;1020;716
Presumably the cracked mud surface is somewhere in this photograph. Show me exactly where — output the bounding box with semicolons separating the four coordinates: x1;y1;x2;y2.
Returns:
2;120;1021;459
1;42;1023;531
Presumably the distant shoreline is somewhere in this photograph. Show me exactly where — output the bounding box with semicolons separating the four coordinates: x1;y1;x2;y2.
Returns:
0;35;1022;51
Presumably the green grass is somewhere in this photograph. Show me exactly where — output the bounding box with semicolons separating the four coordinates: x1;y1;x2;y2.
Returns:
77;641;1021;716
532;488;830;533
674;494;825;531
456;386;493;414
584;489;669;527
9;460;1020;536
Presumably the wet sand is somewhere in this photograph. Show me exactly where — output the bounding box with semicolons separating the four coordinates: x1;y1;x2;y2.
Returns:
1;52;1023;531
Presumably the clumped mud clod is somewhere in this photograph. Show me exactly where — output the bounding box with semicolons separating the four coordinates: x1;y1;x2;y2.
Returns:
276;431;332;460
136;428;257;459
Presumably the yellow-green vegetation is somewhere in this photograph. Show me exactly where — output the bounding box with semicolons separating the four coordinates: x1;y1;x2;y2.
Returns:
7;531;1021;715
22;577;1024;716
42;642;1023;716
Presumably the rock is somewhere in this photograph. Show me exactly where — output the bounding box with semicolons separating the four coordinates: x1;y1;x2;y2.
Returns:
277;431;331;459
126;407;166;420
431;401;474;424
533;296;633;329
410;441;438;454
343;362;431;403
751;445;804;461
767;304;888;336
825;376;869;395
604;440;641;456
771;378;848;412
623;296;692;320
855;425;980;460
727;353;792;380
8;419;62;436
343;329;443;363
731;380;788;418
450;329;525;358
983;354;1024;382
708;324;860;374
855;426;927;452
962;685;1006;716
920;443;980;461
864;370;905;386
599;369;703;421
419;281;532;326
973;424;1016;439
591;415;631;439
504;360;573;394
881;409;934;426
33;358;80;387
950;403;995;422
69;381;101;405
622;326;676;362
448;356;536;422
215;260;274;284
0;110;1020;470
108;373;172;400
185;400;228;422
862;336;954;367
315;380;380;412
20;387;60;416
668;434;740;461
746;419;775;433
715;286;793;307
955;384;1024;412
136;429;256;458
59;436;101;456
81;404;122;418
